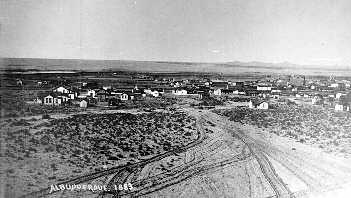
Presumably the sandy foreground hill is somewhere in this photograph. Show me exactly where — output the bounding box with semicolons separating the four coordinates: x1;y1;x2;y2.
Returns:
2;107;351;198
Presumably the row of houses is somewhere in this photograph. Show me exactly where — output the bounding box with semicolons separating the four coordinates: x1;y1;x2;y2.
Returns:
29;75;351;111
33;85;186;107
311;93;351;112
34;85;143;107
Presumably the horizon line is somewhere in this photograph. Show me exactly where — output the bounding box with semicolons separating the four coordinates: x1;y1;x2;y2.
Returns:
2;56;350;68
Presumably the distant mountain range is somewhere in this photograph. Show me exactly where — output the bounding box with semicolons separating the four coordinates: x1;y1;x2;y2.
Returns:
224;61;349;70
1;57;350;76
226;61;299;68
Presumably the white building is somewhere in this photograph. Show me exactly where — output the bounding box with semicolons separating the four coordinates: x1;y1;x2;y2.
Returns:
173;89;188;95
257;86;272;91
102;86;111;90
257;102;269;110
144;89;160;97
53;97;62;106
43;95;54;105
43;93;69;106
80;100;88;108
233;90;246;95
53;86;70;94
68;93;76;100
249;100;269;110
335;104;344;111
330;83;339;88
336;93;346;100
213;88;222;96
271;89;282;94
151;91;159;97
121;93;129;101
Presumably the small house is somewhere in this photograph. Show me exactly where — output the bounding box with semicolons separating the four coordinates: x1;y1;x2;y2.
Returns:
336;93;346;100
43;93;69;106
80;100;88;108
335;103;344;111
53;97;63;106
68;92;76;100
53;86;70;94
121;93;129;101
16;79;23;86
173;89;188;95
43;95;54;105
257;102;269;109
144;89;160;97
213;88;222;96
249;100;269;110
257;85;272;91
102;86;112;90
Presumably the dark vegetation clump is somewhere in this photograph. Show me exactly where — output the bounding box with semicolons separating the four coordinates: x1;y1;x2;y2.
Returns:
199;97;224;106
4;111;197;168
42;114;51;119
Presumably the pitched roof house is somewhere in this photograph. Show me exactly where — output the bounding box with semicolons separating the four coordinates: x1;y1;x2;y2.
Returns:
43;93;69;106
53;86;70;94
249;100;269;110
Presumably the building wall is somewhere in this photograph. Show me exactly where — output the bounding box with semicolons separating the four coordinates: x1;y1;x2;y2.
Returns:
257;86;272;91
53;98;62;106
248;101;254;109
257;102;269;110
80;101;88;108
335;104;343;111
121;94;128;101
55;87;69;93
44;96;53;105
213;89;222;96
174;90;188;95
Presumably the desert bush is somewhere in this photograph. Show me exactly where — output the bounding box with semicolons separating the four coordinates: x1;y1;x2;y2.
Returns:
4;111;197;172
215;104;351;153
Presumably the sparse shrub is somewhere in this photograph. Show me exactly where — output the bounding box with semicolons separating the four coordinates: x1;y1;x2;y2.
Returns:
215;103;351;155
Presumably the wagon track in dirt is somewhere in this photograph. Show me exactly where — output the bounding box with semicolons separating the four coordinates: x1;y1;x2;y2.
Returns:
101;110;293;198
25;108;337;198
22;113;206;198
201;112;294;198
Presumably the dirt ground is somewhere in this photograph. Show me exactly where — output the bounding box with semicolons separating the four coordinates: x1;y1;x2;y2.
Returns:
137;109;351;198
1;109;197;198
3;106;351;198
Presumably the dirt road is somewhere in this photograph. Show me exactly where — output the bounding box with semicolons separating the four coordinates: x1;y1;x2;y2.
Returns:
27;108;351;198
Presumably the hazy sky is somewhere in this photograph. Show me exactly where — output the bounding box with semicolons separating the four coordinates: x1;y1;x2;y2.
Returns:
1;0;351;66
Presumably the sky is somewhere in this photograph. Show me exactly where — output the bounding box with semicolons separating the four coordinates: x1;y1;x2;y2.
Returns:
1;0;351;66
